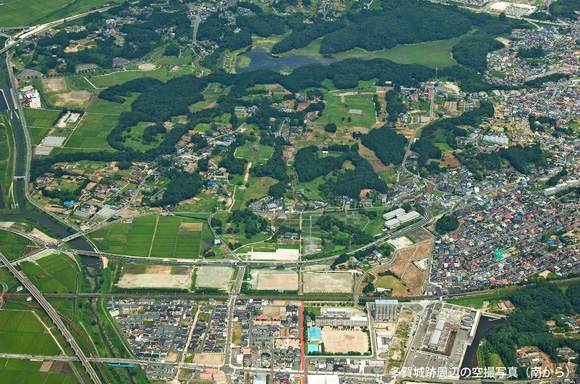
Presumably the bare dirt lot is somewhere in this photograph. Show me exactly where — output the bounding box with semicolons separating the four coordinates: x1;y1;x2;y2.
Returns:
257;271;298;291
193;353;224;365
50;91;91;108
117;266;193;289
303;272;353;293
382;242;432;296
139;63;156;70
195;266;233;291
42;78;67;93
321;328;369;354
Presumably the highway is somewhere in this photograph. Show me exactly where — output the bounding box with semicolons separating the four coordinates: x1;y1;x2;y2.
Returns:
0;253;102;384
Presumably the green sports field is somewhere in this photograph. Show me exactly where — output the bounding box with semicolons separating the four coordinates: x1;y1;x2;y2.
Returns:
89;215;214;259
316;92;376;129
23;108;61;129
0;310;60;355
19;252;78;293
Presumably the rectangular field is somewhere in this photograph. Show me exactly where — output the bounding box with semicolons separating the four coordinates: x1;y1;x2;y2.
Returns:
0;358;78;384
23;108;61;128
321;328;369;354
20;252;78;293
89;215;212;259
303;272;353;293
0;310;60;355
117;265;193;289
195;266;233;291
256;271;298;291
61;99;123;151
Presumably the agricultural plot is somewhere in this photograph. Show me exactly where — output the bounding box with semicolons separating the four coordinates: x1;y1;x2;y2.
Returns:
62;98;124;151
0;358;78;384
303;272;354;293
0;310;60;355
0;230;39;261
19;252;78;293
89;215;212;259
242;177;278;204
0;0;70;27
23;108;61;128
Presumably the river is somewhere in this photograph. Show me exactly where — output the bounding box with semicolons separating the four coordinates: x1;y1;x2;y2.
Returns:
0;61;94;260
461;315;508;371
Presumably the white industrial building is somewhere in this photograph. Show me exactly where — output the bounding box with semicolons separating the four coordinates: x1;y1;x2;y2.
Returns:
384;218;401;230
383;208;405;221
398;210;421;224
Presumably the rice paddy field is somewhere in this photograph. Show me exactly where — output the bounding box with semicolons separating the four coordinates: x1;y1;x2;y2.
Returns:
19;252;78;293
0;359;79;384
59;98;124;152
0;310;60;355
23;108;61;128
0;0;111;27
89;215;214;259
0;231;39;261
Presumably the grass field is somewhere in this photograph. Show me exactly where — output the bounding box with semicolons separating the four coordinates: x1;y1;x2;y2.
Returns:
234;141;273;163
0;0;70;27
279;36;460;69
444;291;512;309
20;252;78;293
23;108;61;128
0;310;60;355
0;0;111;27
242;177;277;204
89;215;214;259
0;112;15;206
316;92;376;129
61;98;124;152
90;66;196;88
0;358;79;384
0;231;38;261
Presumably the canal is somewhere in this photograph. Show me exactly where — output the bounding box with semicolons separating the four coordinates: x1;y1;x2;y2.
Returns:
461;315;508;370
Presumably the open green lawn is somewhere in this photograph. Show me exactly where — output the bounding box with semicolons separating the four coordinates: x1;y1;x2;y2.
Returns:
0;112;14;206
444;291;511;309
317;92;376;129
0;0;70;27
281;36;460;69
23;108;61;128
0;231;38;261
234;141;273;163
90;66;196;88
242;177;277;204
0;358;79;384
20;252;78;293
0;310;60;355
0;0;111;27
89;215;214;259
60;98;124;152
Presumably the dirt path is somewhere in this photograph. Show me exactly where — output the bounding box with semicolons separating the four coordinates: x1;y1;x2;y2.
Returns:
243;161;252;184
147;215;160;258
